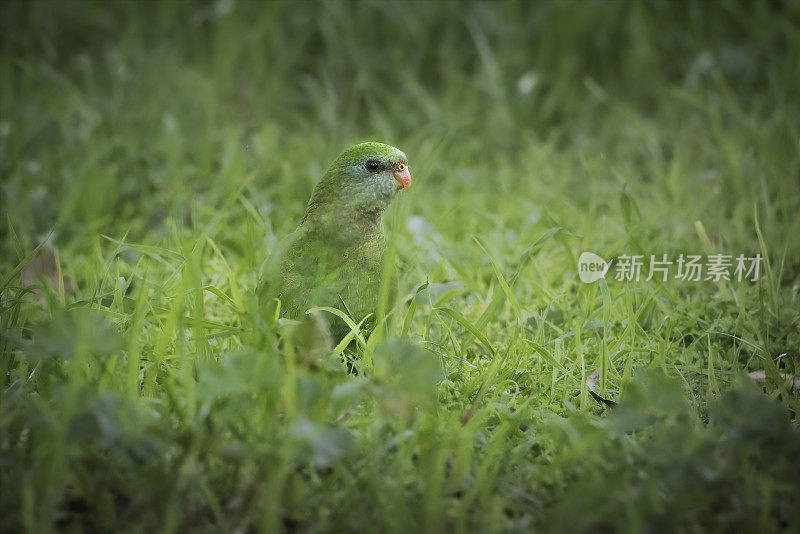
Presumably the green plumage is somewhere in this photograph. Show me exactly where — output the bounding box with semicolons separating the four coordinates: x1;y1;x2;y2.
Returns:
278;142;409;340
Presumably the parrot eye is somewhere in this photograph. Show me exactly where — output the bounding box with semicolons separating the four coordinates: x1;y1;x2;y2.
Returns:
365;160;381;173
397;163;406;172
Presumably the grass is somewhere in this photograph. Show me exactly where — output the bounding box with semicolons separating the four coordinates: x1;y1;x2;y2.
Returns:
2;0;800;531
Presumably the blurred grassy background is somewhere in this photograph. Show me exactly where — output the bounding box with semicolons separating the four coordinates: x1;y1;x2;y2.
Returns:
2;0;800;531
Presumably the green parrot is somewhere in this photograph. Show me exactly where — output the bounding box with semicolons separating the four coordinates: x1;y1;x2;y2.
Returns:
277;142;411;342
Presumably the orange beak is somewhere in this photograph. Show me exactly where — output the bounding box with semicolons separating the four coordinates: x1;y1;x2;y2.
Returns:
394;167;411;190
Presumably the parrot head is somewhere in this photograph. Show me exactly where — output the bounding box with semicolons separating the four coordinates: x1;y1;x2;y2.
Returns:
303;142;411;224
